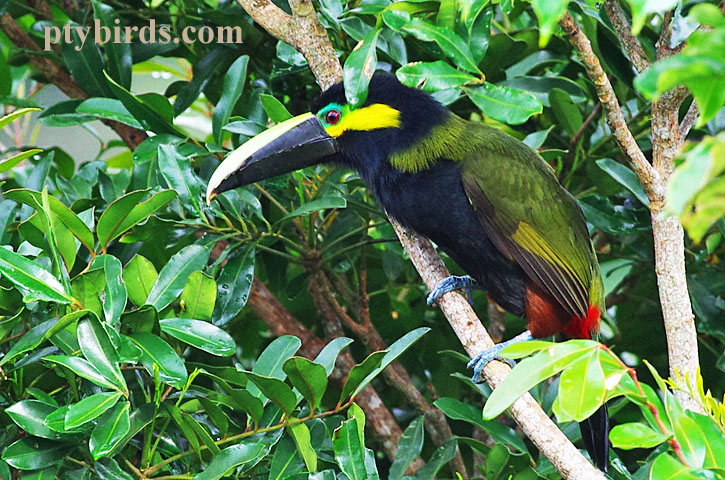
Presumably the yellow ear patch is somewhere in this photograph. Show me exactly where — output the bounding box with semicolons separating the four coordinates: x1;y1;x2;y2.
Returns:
324;103;401;137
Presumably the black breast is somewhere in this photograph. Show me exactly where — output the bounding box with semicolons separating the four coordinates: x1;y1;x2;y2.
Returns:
370;160;527;316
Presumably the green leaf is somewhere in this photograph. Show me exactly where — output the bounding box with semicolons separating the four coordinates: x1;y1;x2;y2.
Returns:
45;355;121;390
313;337;354;376
389;416;424;480
76;98;142;128
610;422;670;449
464;83;543;125
130;333;188;388
252;335;301;379
213;55;249;144
260;94;293;123
396;61;478;91
157;144;203;215
351;327;429;397
104;71;181;135
339;351;387;402
433;397;527;452
333;404;367;480
212;245;254;325
482;340;598;419
174;47;233;116
531;0;568;46
180;271;216;321
5;189;95;253
1;318;57;366
38;100;92;127
269;435;303;480
344;28;380;107
6;400;65;440
649;452;699;480
1;438;70;470
596;158;650;206
0;107;41;129
95;457;135;480
672;413;707;468
244;372;299;416
548;88;583;138
289;422;317;472
627;0;678;35
283;357;328;411
0;247;73;305
91;0;131;88
402;18;481;74
193;443;266;480
159;318;235;356
0;149;42;173
77;317;126;392
60;24;114;97
123;254;158;307
65;392;122;429
284;195;347;220
146;244;210;310
557;349;607;422
91;255;127;326
413;439;457;480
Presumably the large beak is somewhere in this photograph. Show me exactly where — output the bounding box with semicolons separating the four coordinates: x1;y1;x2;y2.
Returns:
206;113;339;205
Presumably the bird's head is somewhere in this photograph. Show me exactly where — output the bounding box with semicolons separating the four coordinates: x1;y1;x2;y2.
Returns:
206;73;449;204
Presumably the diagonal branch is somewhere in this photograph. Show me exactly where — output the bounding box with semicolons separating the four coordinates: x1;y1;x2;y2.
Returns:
559;12;661;201
604;0;650;73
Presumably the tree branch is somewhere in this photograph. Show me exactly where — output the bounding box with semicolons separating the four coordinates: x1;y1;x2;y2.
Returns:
604;0;650;73
246;277;411;463
559;12;661;200
678;101;699;143
0;13;147;149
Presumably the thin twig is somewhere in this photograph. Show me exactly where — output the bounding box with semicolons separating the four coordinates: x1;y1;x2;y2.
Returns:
604;0;650;73
678;100;699;143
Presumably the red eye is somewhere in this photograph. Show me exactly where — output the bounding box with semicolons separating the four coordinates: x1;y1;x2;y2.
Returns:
325;109;341;125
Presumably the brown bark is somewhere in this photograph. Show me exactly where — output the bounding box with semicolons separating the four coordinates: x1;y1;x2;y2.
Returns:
561;7;702;412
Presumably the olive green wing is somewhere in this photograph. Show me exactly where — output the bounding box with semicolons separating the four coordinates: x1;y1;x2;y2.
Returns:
459;127;602;318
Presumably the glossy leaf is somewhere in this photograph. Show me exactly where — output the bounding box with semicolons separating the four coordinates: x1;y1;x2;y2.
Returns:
122;254;158;307
213;55;249;144
389;415;424;480
174;47;233;116
6;400;65;439
0;247;73;305
531;0;568;46
0;149;42;173
146;244;210;311
130;333;188;388
157;144;203;214
159;318;235;356
285;196;347;219
45;355;120;390
351;327;429;397
289;422;317;472
464;83;543;125
91;255;127;326
65;392;122;429
77;317;126;392
0;318;57;366
339;351;387;402
91;0;131;88
313;337;354;376
344;28;380;107
548;88;583;138
260;94;293;123
333;404;367;480
212;245;254;325
1;438;70;470
0;107;41;129
413;439;456;480
245;372;298;416
38;99;92;127
283;357;328;411
76;98;142;128
193;442;266;480
180;271;216;321
610;422;670;449
60;23;114;97
402;18;481;74
269;435;303;480
596;158;650;206
483;340;598;419
557;349;607;422
396;61;478;91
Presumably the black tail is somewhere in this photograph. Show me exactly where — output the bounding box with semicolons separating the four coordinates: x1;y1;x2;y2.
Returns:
580;403;610;471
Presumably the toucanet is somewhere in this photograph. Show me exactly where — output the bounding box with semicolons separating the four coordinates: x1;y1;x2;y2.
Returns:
206;73;609;471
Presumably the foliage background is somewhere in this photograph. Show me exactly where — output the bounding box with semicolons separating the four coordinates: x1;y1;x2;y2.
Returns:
0;0;724;478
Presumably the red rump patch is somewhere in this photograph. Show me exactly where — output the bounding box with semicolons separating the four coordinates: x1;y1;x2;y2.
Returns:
563;304;601;340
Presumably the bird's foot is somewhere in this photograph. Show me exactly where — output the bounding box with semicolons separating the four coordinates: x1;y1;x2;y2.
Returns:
467;330;533;383
427;275;478;306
